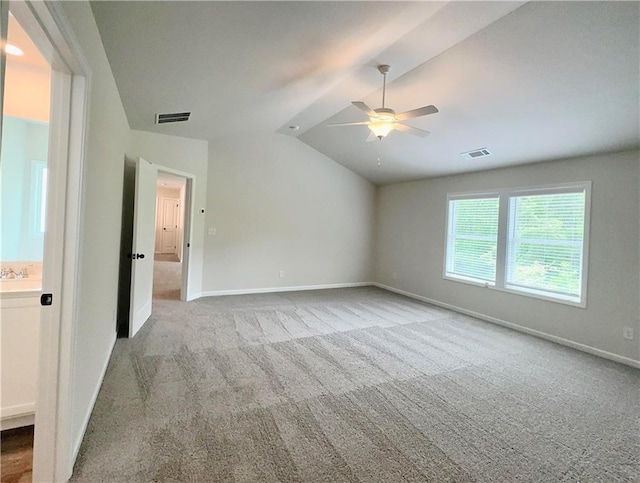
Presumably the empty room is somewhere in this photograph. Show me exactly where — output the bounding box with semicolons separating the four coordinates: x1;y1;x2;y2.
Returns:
0;1;638;482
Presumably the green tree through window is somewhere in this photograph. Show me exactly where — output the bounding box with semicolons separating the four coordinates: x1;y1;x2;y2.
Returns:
507;192;585;296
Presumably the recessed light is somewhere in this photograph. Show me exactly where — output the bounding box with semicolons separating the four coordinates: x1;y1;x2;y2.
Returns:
5;44;24;56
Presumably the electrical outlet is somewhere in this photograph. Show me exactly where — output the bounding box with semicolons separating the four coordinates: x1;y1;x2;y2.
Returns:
623;327;634;340
208;227;216;236
279;270;285;278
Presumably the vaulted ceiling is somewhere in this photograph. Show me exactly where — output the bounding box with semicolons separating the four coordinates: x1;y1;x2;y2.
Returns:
91;1;639;185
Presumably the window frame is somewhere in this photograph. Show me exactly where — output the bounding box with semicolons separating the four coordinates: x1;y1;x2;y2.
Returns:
29;159;48;237
444;191;500;286
443;181;591;308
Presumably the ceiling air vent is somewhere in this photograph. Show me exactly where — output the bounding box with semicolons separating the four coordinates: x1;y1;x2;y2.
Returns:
155;112;191;124
461;148;492;160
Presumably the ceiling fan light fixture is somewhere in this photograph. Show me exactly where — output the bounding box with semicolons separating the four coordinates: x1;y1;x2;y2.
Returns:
327;64;438;141
369;120;395;139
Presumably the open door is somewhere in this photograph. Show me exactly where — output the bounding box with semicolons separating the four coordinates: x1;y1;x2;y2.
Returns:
129;157;157;337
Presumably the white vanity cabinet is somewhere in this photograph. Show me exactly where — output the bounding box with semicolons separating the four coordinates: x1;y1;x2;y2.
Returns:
0;294;40;429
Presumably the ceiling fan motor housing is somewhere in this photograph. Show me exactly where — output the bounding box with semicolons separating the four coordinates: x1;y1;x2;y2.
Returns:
373;107;396;121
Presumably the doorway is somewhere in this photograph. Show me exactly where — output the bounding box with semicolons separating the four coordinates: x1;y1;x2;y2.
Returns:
153;172;187;300
1;1;90;480
117;162;194;338
0;12;51;479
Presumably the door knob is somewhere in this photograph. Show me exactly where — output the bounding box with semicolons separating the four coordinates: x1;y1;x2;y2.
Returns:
136;253;145;259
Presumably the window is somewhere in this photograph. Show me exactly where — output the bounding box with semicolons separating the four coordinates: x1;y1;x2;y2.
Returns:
445;196;499;284
445;182;590;306
30;160;48;235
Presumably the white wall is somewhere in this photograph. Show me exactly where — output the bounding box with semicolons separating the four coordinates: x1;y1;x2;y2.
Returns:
375;150;640;363
128;130;208;297
203;132;376;293
60;0;130;459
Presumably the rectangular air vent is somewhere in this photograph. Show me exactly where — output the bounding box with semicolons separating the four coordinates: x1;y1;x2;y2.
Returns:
461;148;492;160
155;112;191;124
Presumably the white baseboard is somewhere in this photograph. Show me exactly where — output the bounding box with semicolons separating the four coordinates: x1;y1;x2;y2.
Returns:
1;403;35;431
194;282;373;299
1;402;35;419
71;331;117;464
1;412;35;431
374;282;640;369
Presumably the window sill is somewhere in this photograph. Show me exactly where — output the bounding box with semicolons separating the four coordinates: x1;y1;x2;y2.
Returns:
443;275;586;309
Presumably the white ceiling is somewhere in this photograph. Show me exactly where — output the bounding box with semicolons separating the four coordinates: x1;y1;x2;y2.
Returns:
157;172;186;190
4;13;51;122
91;1;639;185
6;13;49;70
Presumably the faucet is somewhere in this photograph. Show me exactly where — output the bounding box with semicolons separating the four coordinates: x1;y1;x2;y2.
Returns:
3;268;16;279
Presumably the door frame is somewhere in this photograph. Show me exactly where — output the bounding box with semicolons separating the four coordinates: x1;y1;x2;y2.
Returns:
4;2;91;481
156;167;195;302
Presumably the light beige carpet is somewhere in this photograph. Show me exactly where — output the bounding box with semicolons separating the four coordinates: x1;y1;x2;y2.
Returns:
152;260;182;301
72;287;640;482
155;253;180;263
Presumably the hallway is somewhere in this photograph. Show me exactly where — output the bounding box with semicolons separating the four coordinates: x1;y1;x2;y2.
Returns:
152;255;182;301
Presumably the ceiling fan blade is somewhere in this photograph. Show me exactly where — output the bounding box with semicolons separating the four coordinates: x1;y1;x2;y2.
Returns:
395;105;438;121
327;121;370;127
352;101;376;117
365;131;378;142
395;123;431;138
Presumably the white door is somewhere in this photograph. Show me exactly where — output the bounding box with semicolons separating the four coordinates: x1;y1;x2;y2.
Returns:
161;198;179;254
129;157;157;337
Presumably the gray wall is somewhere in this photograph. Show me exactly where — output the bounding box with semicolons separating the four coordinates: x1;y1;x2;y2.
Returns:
375;150;640;362
60;0;131;458
203;132;376;293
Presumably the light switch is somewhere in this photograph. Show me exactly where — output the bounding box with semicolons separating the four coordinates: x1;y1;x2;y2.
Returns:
208;227;216;236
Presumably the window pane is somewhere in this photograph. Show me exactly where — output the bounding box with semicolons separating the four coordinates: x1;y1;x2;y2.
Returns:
506;191;585;298
446;197;499;283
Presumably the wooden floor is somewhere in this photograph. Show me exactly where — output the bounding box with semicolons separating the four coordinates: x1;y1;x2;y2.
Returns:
1;426;33;483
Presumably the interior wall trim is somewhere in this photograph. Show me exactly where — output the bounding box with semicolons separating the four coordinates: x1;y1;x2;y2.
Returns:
373;282;640;370
192;282;373;300
1;403;35;420
0;413;35;432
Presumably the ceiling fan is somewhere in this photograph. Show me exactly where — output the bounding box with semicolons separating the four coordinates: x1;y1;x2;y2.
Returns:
328;64;438;141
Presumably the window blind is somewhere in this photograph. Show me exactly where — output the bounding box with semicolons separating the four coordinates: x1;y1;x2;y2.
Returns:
506;191;585;298
446;197;499;283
